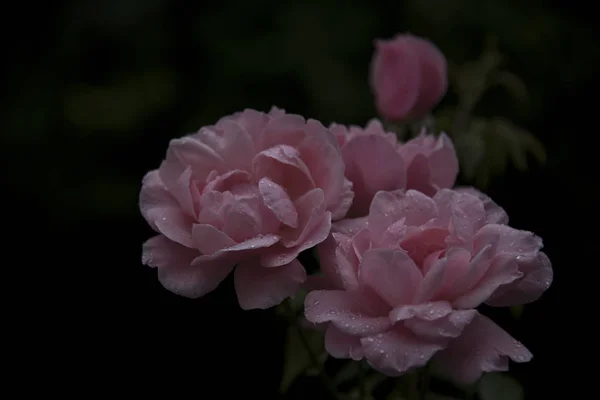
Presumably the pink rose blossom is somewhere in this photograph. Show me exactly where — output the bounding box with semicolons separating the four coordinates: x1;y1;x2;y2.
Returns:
330;120;405;217
305;189;552;383
329;119;458;216
398;130;459;197
370;34;448;121
140;107;354;310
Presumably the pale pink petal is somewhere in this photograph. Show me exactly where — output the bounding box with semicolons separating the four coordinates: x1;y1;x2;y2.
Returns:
252;144;315;199
427;133;458;190
342;135;406;217
360;328;443;376
169;166;196;218
222;211;261;243
139;170;194;247
316;234;358;290
473;224;543;256
325;325;365;360
295;121;353;221
403;309;477;341
448;191;487;243
370;39;420;121
202;169;251;194
194;121;255;171
455;187;509;225
234;259;307;310
442;246;492;300
331;177;355;221
452;255;522;308
332;217;368;235
159;135;225;185
329;123;350;147
261;189;331;267
191;224;236;254
405;153;434;196
406;35;448;117
142;235;233;298
359;249;422;307
192;234;280;267
369;190;438;240
259;113;308;150
229;108;270;146
304;290;390;335
400;227;448;266
415;247;471;302
389;301;453;324
486;252;553;306
216;234;280;254
258;177;298;228
433;313;532;385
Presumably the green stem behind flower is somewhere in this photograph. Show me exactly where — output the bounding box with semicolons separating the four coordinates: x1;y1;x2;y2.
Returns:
282;300;346;400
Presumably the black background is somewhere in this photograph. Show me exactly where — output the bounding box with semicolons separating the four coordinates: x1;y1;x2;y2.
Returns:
4;0;590;398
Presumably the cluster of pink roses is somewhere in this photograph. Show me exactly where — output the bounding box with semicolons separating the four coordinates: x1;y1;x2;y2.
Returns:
139;34;552;385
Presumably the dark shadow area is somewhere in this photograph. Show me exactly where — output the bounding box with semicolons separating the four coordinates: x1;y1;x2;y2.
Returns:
4;0;591;398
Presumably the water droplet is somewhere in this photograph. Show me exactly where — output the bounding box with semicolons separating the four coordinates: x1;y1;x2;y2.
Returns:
366;337;374;343
314;301;320;306
419;354;425;359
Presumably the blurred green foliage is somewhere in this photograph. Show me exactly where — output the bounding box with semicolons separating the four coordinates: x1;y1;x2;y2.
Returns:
4;0;593;240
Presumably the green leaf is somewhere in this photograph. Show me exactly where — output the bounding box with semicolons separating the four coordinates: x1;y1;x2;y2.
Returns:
510;305;525;319
489;70;530;108
491;118;547;170
275;289;307;318
455;117;487;180
478;373;524;400
279;325;326;393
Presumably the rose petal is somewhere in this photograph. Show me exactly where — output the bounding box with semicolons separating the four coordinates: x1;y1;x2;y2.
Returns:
405;153;434;196
369;190;438;239
473;224;543;256
455;187;509;225
234;259;307;310
191;224;236;254
252;144;316;199
325;324;365;360
261;189;331;267
403;309;477;341
389;301;453;324
342;135;406;217
139;170;194;247
258;177;298;228
332;217;368;235
142;235;233;298
304;290;390;335
360;328;443;376
433;313;532;385
427;133;458;190
359;248;422;307
317;234;359;290
370;39;421;120
486;252;553;306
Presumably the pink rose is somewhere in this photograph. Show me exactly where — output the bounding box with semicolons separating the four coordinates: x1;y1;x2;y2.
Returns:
330;120;406;217
398;130;459;197
140;107;354;310
329;119;458;216
305;189;552;383
370;34;448;121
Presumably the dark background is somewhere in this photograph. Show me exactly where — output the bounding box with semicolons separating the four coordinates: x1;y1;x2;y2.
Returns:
5;0;590;398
